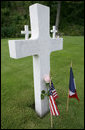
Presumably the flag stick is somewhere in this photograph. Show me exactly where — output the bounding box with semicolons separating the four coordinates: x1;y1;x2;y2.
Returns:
51;112;53;128
50;79;53;128
71;60;72;67
66;89;69;112
66;61;72;111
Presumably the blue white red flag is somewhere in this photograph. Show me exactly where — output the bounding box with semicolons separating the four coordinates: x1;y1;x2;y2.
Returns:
49;81;58;100
69;67;80;101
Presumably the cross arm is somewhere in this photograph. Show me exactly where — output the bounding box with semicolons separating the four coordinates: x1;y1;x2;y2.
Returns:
8;39;39;59
49;38;63;53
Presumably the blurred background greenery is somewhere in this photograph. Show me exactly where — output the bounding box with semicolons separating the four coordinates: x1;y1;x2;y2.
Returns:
1;1;84;38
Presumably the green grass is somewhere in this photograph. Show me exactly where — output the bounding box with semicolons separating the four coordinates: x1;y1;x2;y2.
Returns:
1;36;84;129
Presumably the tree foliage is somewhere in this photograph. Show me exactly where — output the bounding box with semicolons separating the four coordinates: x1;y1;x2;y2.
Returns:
1;1;84;38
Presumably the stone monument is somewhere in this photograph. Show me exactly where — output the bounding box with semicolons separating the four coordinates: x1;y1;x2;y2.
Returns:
8;3;63;117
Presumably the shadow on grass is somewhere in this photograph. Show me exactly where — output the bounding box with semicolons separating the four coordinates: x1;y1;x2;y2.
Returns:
28;102;35;110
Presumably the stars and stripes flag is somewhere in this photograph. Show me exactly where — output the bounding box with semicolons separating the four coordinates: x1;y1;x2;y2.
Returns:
69;67;80;101
49;81;60;116
49;81;58;100
49;95;60;116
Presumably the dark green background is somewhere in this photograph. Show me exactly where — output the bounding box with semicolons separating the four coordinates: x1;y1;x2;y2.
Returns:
1;1;84;38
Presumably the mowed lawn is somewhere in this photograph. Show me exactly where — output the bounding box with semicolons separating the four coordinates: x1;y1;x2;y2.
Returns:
1;36;84;129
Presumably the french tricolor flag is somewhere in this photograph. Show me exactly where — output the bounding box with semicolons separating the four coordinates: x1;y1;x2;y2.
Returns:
69;67;80;101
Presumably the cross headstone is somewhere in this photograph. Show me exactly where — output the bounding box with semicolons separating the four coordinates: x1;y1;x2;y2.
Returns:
8;3;63;117
51;26;57;39
21;25;31;40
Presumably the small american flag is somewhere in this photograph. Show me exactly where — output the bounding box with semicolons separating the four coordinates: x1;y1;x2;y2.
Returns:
49;81;60;116
49;96;60;116
49;81;58;100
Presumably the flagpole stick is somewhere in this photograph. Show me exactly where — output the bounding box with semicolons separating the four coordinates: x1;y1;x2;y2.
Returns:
51;112;53;128
71;60;72;67
66;61;72;111
66;89;69;112
50;79;53;128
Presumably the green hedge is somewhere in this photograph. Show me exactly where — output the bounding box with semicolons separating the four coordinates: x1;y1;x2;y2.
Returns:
1;1;84;38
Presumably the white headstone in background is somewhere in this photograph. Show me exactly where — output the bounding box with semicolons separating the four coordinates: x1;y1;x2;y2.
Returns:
21;25;31;40
51;26;57;39
8;3;63;117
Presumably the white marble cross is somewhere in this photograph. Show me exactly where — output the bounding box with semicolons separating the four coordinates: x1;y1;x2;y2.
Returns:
8;3;63;117
21;25;31;40
51;26;57;39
